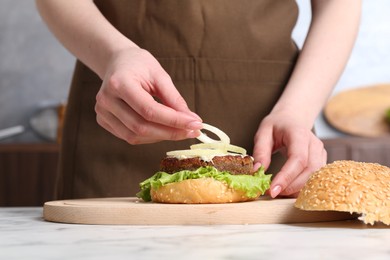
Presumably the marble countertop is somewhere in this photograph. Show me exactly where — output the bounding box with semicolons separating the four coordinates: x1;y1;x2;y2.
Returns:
1;207;389;260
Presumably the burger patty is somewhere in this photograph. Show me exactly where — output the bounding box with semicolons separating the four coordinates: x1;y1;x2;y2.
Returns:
160;155;254;175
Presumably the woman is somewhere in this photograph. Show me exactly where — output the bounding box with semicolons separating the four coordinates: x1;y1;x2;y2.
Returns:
36;0;361;199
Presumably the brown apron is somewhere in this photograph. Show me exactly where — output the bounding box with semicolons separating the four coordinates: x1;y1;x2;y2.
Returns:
56;0;299;199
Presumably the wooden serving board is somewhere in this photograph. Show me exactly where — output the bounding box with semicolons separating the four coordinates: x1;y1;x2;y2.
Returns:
324;84;390;137
43;197;355;225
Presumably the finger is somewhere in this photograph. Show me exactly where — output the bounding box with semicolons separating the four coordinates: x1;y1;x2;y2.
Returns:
96;98;199;142
96;113;122;140
153;71;201;120
108;75;202;131
252;123;274;171
107;96;200;141
278;168;311;197
279;136;326;197
97;108;163;144
269;132;309;198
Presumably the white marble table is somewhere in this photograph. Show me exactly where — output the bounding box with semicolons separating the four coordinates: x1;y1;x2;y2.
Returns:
1;207;389;260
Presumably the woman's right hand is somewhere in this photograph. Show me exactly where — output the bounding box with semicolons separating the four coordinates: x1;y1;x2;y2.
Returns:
36;1;202;144
95;47;202;144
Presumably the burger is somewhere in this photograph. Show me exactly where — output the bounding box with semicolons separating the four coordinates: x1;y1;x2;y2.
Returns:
136;124;271;204
295;160;390;225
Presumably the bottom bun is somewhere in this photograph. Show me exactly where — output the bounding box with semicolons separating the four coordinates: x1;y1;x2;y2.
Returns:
150;178;259;204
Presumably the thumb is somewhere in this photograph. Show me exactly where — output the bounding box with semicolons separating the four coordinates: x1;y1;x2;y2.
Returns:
153;71;201;120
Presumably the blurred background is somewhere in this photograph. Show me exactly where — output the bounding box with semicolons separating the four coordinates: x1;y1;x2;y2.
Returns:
0;0;73;143
1;0;390;142
1;0;390;206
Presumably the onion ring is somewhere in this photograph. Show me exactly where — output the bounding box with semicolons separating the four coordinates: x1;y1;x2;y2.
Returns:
167;149;227;157
196;123;230;144
167;123;248;158
190;143;246;155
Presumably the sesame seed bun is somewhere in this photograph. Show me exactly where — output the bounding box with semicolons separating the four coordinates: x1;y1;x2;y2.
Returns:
295;160;390;225
150;178;260;204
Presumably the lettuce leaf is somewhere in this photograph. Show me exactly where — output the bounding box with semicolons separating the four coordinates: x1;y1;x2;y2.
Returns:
136;166;272;202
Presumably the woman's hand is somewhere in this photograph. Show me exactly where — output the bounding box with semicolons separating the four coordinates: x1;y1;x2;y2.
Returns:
36;1;202;144
95;47;202;144
252;0;361;198
253;110;327;198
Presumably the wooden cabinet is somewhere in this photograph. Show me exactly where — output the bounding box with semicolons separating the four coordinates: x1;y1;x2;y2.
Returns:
0;143;59;206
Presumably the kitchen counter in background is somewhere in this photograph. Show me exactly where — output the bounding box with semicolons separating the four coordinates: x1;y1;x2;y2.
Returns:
0;207;389;260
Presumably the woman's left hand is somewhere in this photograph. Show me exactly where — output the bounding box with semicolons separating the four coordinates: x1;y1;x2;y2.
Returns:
252;110;327;198
251;0;361;198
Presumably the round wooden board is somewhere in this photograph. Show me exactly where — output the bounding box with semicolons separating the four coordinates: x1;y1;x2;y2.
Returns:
324;84;390;137
43;197;356;225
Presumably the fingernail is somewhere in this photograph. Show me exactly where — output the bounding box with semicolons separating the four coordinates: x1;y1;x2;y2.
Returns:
270;185;282;198
253;162;262;171
186;130;201;138
187;121;203;130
